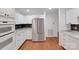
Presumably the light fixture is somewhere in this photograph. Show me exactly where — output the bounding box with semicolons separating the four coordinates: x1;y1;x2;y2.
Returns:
26;9;30;12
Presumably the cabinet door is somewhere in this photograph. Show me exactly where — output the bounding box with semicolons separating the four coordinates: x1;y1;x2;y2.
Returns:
15;29;27;49
66;9;79;24
5;8;15;18
70;9;79;24
62;34;75;49
15;30;24;49
62;33;79;50
70;37;79;50
66;10;71;24
0;8;15;18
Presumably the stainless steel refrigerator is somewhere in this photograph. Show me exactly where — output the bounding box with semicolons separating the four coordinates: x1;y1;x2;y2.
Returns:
32;18;44;41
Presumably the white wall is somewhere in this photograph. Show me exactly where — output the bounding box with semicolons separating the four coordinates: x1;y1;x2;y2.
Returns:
24;15;44;24
45;11;58;37
59;8;67;32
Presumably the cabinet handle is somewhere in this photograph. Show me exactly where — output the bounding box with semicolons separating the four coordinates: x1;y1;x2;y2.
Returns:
4;14;7;16
5;14;9;17
3;21;8;23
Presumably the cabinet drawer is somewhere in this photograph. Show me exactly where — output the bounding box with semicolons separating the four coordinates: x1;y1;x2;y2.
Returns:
62;33;79;50
63;34;72;40
71;38;79;50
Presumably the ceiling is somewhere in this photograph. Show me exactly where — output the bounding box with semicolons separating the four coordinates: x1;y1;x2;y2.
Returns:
15;8;58;15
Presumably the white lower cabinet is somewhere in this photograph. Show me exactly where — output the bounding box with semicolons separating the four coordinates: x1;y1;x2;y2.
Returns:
60;32;79;50
15;28;32;49
15;30;26;49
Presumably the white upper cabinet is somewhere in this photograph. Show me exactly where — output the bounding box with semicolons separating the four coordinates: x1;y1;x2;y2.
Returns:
66;9;71;24
66;9;79;24
0;8;15;21
5;8;15;18
0;8;15;18
0;8;5;16
70;9;79;24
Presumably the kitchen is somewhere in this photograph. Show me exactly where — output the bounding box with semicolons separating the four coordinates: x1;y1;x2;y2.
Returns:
0;1;78;59
0;8;60;50
1;8;79;50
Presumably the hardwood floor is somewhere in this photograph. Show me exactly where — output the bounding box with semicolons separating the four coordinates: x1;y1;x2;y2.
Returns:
19;37;64;50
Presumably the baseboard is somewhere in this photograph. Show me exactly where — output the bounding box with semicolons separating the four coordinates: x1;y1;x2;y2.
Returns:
46;37;58;39
18;40;27;50
18;39;32;50
60;46;66;50
26;39;32;41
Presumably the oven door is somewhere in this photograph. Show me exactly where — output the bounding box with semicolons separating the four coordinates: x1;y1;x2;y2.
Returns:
0;33;15;50
0;24;15;36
